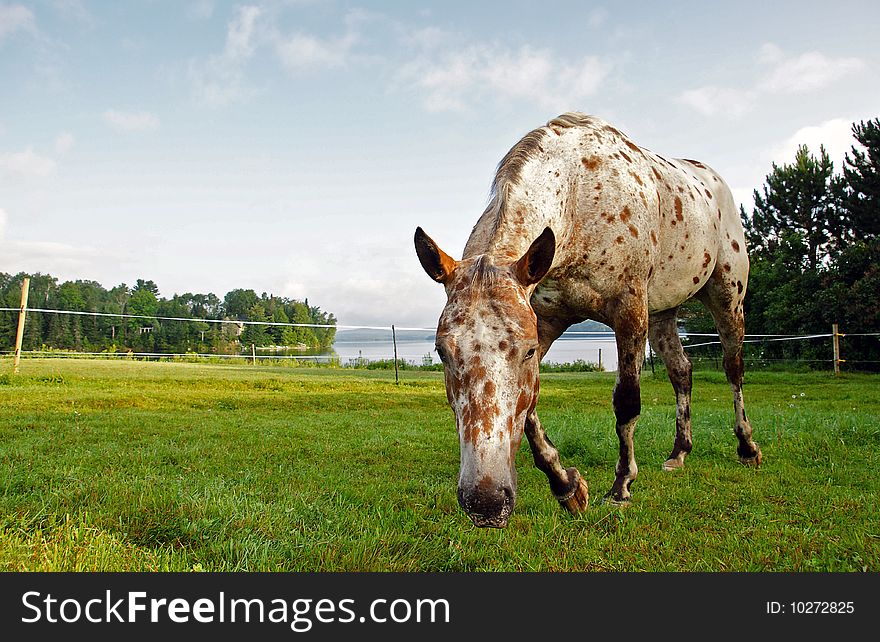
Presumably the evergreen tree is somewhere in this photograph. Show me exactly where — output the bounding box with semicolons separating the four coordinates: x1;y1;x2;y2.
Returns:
843;117;880;237
240;303;270;347
744;145;847;271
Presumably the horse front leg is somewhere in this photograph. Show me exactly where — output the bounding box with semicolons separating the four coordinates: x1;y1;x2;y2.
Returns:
606;304;648;504
525;410;589;514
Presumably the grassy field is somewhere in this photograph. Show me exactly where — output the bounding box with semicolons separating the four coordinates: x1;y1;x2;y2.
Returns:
1;358;878;571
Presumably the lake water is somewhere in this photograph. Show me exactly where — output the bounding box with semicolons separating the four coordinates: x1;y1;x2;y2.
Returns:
332;336;619;371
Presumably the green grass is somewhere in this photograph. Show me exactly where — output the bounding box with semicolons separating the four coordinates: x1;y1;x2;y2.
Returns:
0;358;878;572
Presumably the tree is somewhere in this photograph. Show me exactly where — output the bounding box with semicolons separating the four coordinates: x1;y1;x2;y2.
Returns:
222;289;258;320
240;303;270;347
127;281;159;351
744;145;847;271
0;272;337;357
843;118;880;237
269;305;289;345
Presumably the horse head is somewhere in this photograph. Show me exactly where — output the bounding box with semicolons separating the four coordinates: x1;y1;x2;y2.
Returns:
414;226;555;527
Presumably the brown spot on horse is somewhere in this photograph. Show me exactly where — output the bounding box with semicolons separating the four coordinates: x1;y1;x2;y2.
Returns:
582;156;601;171
674;196;683;220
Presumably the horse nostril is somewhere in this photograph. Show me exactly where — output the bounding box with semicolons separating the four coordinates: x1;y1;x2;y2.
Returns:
501;485;513;504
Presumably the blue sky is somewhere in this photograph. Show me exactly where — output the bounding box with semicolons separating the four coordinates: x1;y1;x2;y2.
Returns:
1;1;878;327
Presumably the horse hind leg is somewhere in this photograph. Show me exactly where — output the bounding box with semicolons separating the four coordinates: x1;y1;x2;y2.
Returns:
648;308;693;471
696;273;762;467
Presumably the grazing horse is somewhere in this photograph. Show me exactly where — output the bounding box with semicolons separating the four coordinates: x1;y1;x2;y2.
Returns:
415;113;761;528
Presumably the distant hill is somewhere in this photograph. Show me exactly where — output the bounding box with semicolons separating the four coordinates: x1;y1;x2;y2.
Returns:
563;319;612;334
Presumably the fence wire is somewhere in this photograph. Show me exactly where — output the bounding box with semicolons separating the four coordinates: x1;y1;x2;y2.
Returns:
2;306;878;369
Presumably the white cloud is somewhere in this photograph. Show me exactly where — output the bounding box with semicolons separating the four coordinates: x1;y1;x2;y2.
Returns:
103;109;160;132
399;25;450;50
768;117;859;168
54;132;75;155
188;5;264;106
680;43;866;118
677;86;755;118
273;9;371;72
0;238;106;276
0;4;35;42
587;8;608;28
400;44;609;112
278;239;446;328
757;50;865;93
0;147;56;177
730;187;755;211
224;4;262;60
275;31;357;70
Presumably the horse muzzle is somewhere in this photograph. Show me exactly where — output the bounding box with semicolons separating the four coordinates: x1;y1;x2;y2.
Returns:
457;480;515;528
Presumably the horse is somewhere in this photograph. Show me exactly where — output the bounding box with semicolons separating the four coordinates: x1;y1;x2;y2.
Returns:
414;112;762;528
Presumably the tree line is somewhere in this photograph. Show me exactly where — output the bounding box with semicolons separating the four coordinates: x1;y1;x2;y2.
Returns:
0;276;336;355
681;117;880;370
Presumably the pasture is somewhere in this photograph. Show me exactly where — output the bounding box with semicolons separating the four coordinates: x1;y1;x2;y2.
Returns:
1;358;877;571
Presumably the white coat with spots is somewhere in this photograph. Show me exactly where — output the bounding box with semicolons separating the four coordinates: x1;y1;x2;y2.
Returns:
416;113;761;528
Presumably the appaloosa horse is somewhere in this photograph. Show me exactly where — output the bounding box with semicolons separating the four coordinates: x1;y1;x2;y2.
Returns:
415;113;761;528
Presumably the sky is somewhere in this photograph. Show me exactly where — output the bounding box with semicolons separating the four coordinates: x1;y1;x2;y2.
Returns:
1;1;878;328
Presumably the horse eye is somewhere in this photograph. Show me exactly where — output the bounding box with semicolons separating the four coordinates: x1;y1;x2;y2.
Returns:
524;347;537;361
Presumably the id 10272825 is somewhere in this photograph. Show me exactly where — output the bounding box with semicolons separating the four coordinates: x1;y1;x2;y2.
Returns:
766;601;855;615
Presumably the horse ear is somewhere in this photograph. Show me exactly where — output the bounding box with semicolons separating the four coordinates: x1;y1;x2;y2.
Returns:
514;227;555;286
414;227;457;284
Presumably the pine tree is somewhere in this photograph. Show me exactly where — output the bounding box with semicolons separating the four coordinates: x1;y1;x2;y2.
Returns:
843;117;880;237
744;145;847;271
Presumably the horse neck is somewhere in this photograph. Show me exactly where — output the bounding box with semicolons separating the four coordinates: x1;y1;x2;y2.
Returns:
463;168;574;265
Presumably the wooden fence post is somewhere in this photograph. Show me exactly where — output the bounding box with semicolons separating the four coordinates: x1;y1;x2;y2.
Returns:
251;343;256;366
391;325;399;384
12;277;30;374
832;323;843;375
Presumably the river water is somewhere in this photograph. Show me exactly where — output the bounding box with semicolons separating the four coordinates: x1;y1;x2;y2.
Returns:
332;336;619;371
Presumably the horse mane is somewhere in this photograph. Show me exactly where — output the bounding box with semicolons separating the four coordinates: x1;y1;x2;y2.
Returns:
469;254;503;291
483;112;595;236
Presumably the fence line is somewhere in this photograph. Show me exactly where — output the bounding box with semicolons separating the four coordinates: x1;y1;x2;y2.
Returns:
0;350;335;361
681;333;832;349
6;307;875;340
3;305;878;370
0;307;434;332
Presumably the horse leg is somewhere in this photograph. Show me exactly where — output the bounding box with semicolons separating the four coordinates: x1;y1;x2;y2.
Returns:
523;315;588;514
606;301;648;503
648;308;693;470
697;274;762;467
525;411;589;514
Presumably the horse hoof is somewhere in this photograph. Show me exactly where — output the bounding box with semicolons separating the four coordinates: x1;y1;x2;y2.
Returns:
600;491;631;506
739;447;762;468
555;468;589;514
662;457;686;471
